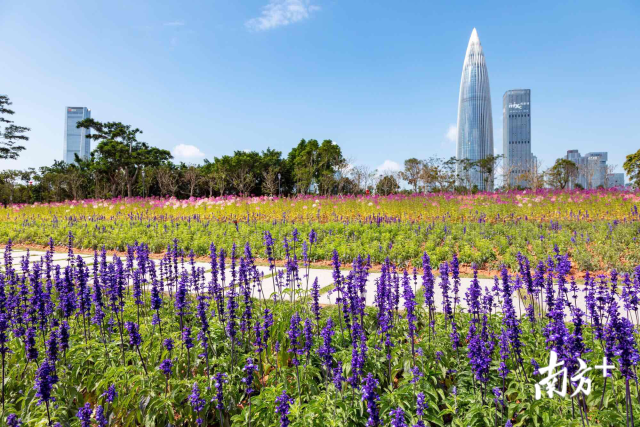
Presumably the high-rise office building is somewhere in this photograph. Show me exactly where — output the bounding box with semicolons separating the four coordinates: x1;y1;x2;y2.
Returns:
503;89;533;187
64;107;91;163
607;173;625;188
456;28;494;191
565;150;622;189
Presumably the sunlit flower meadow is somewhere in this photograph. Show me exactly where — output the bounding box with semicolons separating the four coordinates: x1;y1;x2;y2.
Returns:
0;189;639;426
1;189;639;271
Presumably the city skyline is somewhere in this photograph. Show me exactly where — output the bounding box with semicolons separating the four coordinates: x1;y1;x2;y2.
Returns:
1;0;638;177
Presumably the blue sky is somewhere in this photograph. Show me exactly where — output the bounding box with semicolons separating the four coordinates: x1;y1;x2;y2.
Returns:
1;0;639;178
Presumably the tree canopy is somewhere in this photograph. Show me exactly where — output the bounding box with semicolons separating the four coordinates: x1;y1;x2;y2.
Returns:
546;158;578;189
0;95;28;160
77;119;172;197
623;149;640;188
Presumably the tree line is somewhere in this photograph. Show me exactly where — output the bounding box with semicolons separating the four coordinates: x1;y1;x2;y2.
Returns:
2;94;640;204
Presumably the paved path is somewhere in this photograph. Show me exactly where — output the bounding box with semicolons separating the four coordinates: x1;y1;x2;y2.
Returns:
1;248;601;318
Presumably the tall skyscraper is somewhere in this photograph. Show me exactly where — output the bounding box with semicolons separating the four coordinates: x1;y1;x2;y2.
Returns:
503;89;533;187
456;28;494;191
64;107;91;163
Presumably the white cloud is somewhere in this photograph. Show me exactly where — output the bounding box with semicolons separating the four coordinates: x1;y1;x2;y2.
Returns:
246;0;320;31
445;124;457;143
164;21;185;27
377;160;401;173
172;144;205;159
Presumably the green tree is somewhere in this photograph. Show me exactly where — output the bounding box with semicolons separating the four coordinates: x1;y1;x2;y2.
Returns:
0;95;28;160
547;158;578;189
202;158;230;197
376;174;400;195
229;151;261;195
475;154;502;191
260;148;288;195
77;119;172;197
288;139;343;194
623;149;640;188
0;170;27;205
455;158;476;191
38;161;69;201
400;158;423;193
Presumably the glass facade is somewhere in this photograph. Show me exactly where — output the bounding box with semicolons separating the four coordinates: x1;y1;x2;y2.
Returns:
456;28;494;191
64;107;91;163
503;89;533;187
565;150;621;189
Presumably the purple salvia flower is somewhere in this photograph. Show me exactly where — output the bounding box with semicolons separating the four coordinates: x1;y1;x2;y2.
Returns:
275;390;294;427
501;265;523;369
318;318;335;372
253;320;263;354
102;384;117;403
439;262;452;322
189;382;206;425
287;312;302;366
262;309;273;347
241;357;258;395
6;414;22;427
361;373;380;426
450;253;460;310
125;322;142;347
410;365;423;384
302;318;313;362
402;270;417;360
25;327;38;362
59;321;70;353
422;253;435;314
416;391;428;417
95;405;108;427
76;402;92;427
34;359;56;404
46;329;59;364
465;264;482;322
159;358;173;377
467;315;494;384
614;317;640;379
225;278;238;343
212;372;228;411
390;407;407;427
333;361;345;391
311;278;321;325
182;326;194;350
531;358;540;376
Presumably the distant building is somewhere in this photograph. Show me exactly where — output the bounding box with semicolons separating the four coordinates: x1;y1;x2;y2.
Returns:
64;107;91;163
503;89;534;187
607;173;625;188
456;28;494;191
565;150;621;189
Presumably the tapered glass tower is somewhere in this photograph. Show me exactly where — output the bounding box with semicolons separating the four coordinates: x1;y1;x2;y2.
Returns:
64;107;91;163
456;28;494;191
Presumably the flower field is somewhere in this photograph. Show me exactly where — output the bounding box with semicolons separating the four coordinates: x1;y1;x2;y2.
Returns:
0;231;639;426
1;189;640;273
